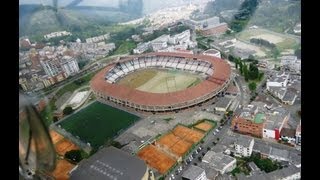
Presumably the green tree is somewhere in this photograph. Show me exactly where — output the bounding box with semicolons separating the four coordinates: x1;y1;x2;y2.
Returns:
235;58;239;69
243;63;249;81
239;61;243;74
248;63;259;80
249;82;257;92
258;72;264;81
63;106;74;115
271;47;280;59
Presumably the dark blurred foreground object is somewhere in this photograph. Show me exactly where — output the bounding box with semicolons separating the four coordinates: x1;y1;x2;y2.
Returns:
19;92;56;179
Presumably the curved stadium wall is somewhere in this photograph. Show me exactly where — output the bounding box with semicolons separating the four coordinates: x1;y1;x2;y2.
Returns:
90;52;232;112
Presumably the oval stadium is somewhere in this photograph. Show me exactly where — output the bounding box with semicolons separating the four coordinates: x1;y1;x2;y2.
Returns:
91;52;232;112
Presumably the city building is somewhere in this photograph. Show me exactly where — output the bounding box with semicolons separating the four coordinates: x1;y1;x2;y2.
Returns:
202;151;236;174
280;128;296;145
237;164;300;180
69;146;150;180
85;33;110;43
60;56;80;77
267;72;290;89
201;23;228;36
44;31;72;40
150;35;170;51
234;136;254;157
133;42;150;54
214;97;232;112
40;59;61;77
169;30;191;45
182;165;207;180
263;107;290;140
281;56;301;74
232;116;264;138
203;49;221;58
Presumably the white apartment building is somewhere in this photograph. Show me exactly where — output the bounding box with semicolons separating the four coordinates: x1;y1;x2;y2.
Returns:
40;59;60;77
234;136;254;157
267;72;290;90
60;56;80;77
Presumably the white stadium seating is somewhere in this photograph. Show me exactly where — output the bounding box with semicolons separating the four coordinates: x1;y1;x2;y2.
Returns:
105;55;214;83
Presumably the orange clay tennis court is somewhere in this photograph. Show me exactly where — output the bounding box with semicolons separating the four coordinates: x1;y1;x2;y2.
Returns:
172;125;204;143
156;133;192;157
194;122;214;132
50;130;64;144
55;138;79;155
137;145;176;174
51;159;75;180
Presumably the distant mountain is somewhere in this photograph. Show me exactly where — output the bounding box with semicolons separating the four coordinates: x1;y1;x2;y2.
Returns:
19;1;142;37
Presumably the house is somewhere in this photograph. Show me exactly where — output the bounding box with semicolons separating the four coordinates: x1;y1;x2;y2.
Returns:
182;165;207;180
202;151;236;174
234;136;254;157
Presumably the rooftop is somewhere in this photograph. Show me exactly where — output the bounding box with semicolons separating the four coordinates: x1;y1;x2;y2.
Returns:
215;97;232;109
282;89;297;102
267;165;300;179
235;136;254;147
248;162;260;172
70;146;147;180
181;165;205;180
280;128;296;137
254;113;265;124
202;151;236;172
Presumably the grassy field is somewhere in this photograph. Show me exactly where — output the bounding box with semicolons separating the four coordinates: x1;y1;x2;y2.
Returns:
137;70;201;93
113;41;137;55
58;101;140;149
117;69;158;88
118;69;202;93
236;28;299;50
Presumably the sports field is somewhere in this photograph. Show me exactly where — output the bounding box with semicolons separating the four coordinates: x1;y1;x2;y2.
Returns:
137;145;176;174
157;133;192;157
172;125;204;143
194;122;214;132
55;138;79;155
51;159;75;180
58;101;140;149
117;69;202;93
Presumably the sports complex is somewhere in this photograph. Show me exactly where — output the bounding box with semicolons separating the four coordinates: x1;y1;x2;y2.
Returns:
91;52;232;112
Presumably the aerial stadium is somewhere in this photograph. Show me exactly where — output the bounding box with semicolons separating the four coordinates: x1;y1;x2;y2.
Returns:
90;52;232;112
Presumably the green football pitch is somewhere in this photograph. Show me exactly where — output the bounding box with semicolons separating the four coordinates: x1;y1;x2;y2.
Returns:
58;101;140;149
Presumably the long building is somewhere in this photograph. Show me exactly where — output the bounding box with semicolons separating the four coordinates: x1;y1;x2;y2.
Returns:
90;52;232;112
69;146;150;180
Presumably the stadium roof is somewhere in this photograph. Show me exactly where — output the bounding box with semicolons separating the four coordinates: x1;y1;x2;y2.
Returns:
70;146;147;180
91;52;231;107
